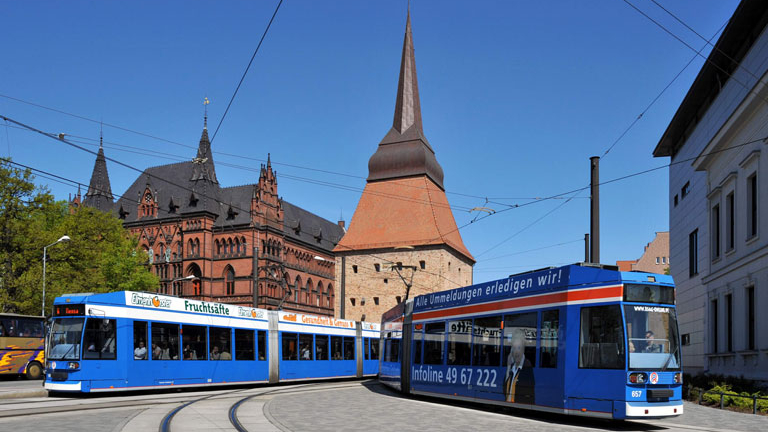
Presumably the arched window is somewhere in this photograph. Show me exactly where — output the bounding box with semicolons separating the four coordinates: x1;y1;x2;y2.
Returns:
327;284;334;309
294;276;302;303
241;237;248;253
316;281;324;307
262;240;266;255
186;263;202;297
225;266;235;296
194;239;200;256
187;239;194;256
215;240;221;255
235;238;241;255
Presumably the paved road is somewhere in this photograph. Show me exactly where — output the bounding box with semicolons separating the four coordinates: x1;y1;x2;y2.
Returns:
0;380;765;431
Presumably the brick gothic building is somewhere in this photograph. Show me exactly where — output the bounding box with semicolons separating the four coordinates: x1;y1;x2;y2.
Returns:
75;119;344;316
334;12;475;321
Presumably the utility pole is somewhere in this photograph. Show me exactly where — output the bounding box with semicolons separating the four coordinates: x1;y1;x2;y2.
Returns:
392;264;418;303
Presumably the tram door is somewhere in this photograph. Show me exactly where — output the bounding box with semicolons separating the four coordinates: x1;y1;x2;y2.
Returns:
532;308;564;408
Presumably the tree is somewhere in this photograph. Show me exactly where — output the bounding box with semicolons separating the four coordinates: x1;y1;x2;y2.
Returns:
0;159;159;315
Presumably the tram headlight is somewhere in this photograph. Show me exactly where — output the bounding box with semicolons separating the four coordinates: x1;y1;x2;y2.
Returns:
674;373;682;384
628;373;647;384
67;362;79;370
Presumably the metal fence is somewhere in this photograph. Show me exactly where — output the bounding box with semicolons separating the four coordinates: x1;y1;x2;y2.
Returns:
685;385;768;415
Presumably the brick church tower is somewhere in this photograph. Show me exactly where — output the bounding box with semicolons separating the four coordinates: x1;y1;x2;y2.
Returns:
334;11;475;321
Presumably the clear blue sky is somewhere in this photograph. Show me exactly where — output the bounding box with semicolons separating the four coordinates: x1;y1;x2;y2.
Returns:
1;0;739;282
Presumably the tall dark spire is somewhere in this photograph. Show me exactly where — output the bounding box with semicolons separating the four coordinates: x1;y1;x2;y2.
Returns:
191;98;219;184
82;137;114;212
367;9;445;189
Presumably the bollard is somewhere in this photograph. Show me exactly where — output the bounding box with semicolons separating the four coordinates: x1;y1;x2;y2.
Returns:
720;393;724;409
698;389;703;405
754;397;758;415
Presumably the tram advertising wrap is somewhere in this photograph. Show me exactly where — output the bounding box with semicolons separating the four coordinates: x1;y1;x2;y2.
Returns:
380;263;684;420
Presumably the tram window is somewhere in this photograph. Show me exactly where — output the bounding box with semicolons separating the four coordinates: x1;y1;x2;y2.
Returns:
540;310;559;368
447;319;472;365
210;327;232;360
413;326;423;364
370;338;379;360
472;315;502;367
283;333;298;360
235;329;255;361
503;313;537;369
386;337;400;362
364;338;371;360
343;337;355;360
299;333;313;360
82;318;117;360
133;321;148;360
424;322;445;365
331;336;343;360
316;335;329;360
151;322;179;360
182;325;207;360
257;330;267;360
578;305;625;369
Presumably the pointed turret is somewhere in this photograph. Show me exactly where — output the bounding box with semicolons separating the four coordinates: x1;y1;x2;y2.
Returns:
190;114;219;184
367;10;445;189
82;137;115;213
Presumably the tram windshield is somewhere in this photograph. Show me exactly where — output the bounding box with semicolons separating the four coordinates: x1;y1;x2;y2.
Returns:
624;305;680;371
48;318;84;361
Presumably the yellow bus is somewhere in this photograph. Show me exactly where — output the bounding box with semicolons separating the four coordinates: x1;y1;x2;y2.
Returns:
0;313;45;379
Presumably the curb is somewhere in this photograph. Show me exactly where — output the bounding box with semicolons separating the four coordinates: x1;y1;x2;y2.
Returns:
0;389;47;399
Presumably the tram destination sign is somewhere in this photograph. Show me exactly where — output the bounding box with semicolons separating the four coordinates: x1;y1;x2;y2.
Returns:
124;291;266;320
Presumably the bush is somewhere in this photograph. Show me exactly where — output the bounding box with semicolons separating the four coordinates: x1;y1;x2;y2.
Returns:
699;383;768;414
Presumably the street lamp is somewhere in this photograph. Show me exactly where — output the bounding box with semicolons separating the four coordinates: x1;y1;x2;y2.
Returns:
171;275;197;296
42;235;70;317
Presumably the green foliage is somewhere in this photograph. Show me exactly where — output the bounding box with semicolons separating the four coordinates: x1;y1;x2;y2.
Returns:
0;159;159;315
701;384;768;413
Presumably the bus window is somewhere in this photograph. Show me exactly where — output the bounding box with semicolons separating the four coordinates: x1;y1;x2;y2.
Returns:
133;321;148;360
83;318;116;360
282;333;298;360
183;325;207;360
370;338;379;360
316;335;329;360
413;326;423;364
151;322;179;360
299;333;313;360
503;313;536;369
257;330;266;360
209;327;231;360
447;319;472;366
424;322;445;365
235;329;255;361
331;336;342;360
579;305;625;369
540;310;559;368
343;337;355;360
472;315;502;367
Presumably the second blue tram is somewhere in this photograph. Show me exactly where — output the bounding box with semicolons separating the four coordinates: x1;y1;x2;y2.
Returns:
44;291;379;393
379;263;683;420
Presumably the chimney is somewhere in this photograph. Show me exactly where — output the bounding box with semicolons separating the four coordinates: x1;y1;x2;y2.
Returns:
338;220;346;231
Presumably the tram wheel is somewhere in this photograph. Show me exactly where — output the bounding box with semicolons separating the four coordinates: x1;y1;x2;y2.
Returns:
26;362;43;380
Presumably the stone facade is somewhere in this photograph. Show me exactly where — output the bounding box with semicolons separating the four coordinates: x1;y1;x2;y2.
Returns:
616;232;670;274
653;0;768;380
335;248;473;321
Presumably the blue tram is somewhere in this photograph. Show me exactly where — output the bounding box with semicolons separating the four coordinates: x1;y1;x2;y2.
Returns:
44;291;379;393
379;263;683;420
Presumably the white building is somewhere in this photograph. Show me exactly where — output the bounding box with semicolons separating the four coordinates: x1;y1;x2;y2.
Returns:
653;0;767;381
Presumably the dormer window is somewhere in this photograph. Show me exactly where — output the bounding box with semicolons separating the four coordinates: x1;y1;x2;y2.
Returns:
189;192;199;207
226;206;238;221
118;205;129;220
168;198;179;214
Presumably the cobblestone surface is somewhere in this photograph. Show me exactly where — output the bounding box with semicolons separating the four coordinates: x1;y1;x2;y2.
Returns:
266;382;768;432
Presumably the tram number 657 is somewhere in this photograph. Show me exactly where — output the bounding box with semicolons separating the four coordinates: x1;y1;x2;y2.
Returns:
446;368;497;388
